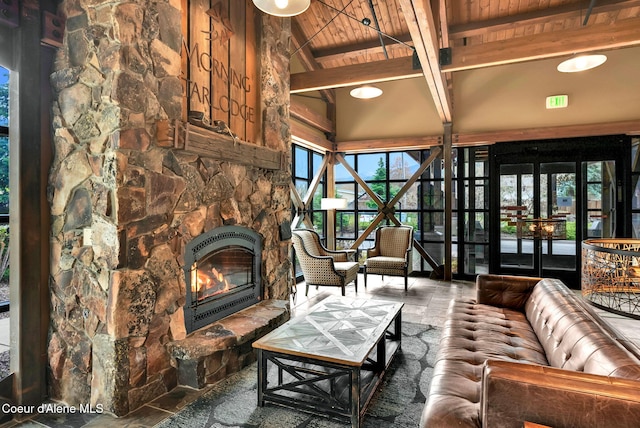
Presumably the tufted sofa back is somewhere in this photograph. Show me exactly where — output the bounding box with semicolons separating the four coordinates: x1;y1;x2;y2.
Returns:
524;279;640;379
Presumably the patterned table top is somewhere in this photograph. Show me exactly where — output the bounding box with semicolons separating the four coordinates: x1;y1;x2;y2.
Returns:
253;296;403;366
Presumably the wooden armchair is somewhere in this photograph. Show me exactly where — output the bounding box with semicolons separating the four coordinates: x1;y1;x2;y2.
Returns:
364;225;414;291
292;229;359;296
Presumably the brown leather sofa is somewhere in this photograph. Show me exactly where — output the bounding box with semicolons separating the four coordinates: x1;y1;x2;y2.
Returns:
421;274;640;428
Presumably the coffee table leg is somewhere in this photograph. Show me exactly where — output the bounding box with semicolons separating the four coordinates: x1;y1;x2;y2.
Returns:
376;335;386;372
394;310;402;341
351;368;361;428
257;349;265;407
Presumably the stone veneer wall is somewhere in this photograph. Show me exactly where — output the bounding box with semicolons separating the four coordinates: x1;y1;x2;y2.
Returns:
47;0;291;416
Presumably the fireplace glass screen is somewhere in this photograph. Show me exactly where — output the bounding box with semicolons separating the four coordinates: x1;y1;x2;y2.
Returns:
190;246;254;302
183;225;262;333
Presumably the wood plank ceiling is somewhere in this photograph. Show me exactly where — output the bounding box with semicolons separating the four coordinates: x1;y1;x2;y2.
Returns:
290;0;640;150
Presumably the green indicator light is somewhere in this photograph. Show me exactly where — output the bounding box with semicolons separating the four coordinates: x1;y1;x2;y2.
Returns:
546;95;568;109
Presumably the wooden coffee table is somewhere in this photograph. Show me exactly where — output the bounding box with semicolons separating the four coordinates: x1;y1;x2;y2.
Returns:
252;295;403;427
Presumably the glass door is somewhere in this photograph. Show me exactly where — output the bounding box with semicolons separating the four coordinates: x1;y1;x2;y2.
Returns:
499;162;578;277
499;164;534;271
584;161;617;239
491;138;630;288
498;158;618;284
539;162;576;272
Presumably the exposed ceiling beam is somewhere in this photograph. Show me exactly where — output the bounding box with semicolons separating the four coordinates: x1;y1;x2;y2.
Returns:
583;0;598;26
336;135;442;153
437;0;450;48
437;0;453;108
290;56;422;93
312;34;414;64
453;119;640;146
330;120;640;152
290;121;335;152
449;0;640;40
443;16;640;72
399;0;452;122
290;20;336;104
290;98;335;135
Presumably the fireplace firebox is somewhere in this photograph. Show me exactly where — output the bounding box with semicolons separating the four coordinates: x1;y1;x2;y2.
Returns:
184;226;262;333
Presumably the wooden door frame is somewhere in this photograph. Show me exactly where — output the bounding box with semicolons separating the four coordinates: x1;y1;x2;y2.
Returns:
0;2;56;407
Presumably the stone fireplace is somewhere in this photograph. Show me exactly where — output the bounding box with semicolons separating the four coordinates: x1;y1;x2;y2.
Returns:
47;0;292;417
183;225;262;333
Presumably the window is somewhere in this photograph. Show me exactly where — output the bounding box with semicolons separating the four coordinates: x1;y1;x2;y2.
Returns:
292;145;326;232
456;147;489;276
632;139;640;238
0;66;9;309
335;150;438;271
292;144;493;277
291;145;326;276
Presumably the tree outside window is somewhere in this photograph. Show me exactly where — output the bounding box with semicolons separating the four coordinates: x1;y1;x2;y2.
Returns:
0;67;8;214
0;66;10;285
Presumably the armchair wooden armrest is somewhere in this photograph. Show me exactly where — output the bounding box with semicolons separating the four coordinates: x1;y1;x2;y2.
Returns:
321;248;353;262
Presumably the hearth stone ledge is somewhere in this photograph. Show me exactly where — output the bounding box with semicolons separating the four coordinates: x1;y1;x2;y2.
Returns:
166;299;290;389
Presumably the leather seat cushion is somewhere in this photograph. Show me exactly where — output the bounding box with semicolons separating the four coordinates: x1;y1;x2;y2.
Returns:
422;298;548;428
441;300;549;365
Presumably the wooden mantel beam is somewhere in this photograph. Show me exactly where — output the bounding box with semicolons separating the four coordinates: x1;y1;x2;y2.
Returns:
443;16;640;72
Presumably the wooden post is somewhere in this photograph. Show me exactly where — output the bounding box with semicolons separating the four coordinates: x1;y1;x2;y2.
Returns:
443;123;453;281
326;153;336;250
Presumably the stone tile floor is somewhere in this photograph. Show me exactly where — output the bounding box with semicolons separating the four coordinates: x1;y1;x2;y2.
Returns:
1;275;638;428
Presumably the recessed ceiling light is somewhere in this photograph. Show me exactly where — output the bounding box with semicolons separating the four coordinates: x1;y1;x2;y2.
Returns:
557;54;607;73
350;85;383;99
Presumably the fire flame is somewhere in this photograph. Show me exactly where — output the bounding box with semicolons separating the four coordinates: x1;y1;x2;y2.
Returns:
191;265;231;300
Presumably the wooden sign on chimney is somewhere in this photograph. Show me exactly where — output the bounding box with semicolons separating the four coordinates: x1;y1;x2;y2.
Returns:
181;0;260;144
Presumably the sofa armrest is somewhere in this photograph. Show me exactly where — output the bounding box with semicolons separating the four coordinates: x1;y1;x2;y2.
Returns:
476;274;541;310
481;359;640;428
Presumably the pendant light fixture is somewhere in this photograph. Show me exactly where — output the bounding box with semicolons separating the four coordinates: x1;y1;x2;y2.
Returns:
350;85;383;99
557;54;607;73
252;0;310;17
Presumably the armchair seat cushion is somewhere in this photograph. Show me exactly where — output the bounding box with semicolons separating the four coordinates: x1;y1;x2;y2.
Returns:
292;229;359;296
365;256;406;271
363;225;413;291
334;261;360;279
